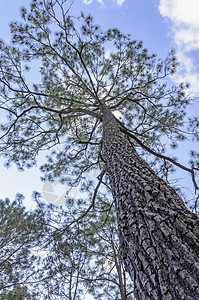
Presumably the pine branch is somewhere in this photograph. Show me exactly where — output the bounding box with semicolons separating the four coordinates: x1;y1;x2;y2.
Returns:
119;125;199;192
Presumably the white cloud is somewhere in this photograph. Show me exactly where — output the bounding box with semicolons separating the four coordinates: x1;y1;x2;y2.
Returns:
82;0;125;6
104;48;112;59
82;0;104;4
172;51;199;93
82;0;94;4
175;27;199;51
159;0;199;95
116;0;125;6
159;0;199;27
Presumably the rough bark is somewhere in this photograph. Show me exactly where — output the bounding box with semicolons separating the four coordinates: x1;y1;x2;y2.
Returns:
101;104;199;300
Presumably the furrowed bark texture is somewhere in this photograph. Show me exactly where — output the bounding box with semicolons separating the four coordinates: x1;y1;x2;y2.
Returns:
101;104;199;300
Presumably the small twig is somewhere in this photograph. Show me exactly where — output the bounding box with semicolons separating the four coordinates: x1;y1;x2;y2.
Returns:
193;195;199;214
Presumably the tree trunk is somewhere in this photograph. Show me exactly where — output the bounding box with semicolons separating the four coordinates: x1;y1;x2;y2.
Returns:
101;104;199;300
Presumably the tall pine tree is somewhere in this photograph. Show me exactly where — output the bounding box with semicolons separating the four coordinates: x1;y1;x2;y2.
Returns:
0;0;199;298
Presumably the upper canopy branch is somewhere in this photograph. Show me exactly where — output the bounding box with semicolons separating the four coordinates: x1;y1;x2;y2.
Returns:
119;124;199;192
0;102;102;140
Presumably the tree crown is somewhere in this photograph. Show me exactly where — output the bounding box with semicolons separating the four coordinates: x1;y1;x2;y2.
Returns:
0;0;198;203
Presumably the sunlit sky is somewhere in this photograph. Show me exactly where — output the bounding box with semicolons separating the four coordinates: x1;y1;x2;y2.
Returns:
0;0;199;208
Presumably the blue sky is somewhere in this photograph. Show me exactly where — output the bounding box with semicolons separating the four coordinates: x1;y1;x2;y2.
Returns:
0;0;198;207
